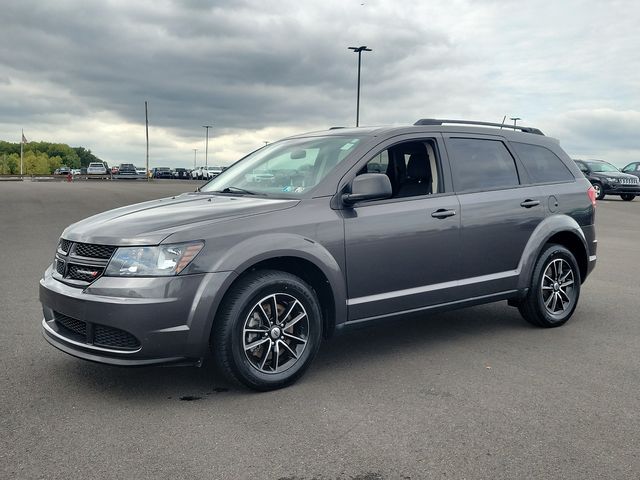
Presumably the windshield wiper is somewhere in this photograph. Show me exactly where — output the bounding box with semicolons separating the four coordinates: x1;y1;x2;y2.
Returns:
217;186;258;195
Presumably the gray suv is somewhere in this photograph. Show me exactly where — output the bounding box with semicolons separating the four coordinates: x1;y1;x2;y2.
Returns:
40;119;597;390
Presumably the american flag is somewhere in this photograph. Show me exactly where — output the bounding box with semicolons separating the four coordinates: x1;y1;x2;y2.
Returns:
21;132;28;143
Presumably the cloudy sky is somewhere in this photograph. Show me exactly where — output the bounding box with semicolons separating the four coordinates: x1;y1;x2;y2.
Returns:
1;0;638;168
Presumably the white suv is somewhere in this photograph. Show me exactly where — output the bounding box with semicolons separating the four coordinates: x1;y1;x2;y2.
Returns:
87;162;107;175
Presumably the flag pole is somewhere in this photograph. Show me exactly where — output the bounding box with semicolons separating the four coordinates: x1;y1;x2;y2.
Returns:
20;129;24;175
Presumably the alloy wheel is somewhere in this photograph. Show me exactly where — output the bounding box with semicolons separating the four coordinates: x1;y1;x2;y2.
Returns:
541;258;575;315
243;293;309;374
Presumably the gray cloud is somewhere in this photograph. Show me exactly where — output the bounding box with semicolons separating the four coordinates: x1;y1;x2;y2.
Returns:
0;0;638;167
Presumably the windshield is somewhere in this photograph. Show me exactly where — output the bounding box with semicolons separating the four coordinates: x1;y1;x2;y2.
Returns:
585;161;619;173
200;136;363;197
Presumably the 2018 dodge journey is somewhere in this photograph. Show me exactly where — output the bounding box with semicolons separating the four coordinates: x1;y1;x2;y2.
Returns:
40;119;597;390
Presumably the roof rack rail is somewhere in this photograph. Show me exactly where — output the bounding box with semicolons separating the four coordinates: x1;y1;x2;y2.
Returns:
329;126;346;130
413;118;545;136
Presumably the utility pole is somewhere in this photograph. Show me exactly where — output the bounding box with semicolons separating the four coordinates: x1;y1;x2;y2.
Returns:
20;129;24;175
348;45;372;127
145;101;150;181
202;125;212;167
193;148;198;169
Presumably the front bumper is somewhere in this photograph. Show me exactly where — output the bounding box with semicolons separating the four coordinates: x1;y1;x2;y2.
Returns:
602;183;640;195
40;265;236;366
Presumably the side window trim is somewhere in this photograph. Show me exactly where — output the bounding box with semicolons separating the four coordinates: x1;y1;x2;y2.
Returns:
509;141;576;185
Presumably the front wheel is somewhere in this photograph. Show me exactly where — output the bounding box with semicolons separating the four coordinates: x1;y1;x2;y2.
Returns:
212;270;323;391
592;182;605;200
518;244;581;328
621;194;635;201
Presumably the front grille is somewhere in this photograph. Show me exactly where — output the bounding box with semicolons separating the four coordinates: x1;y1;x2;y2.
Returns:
620;178;639;185
58;239;72;254
94;325;141;350
55;312;87;338
55;259;65;275
67;264;104;282
53;312;141;351
54;239;115;286
74;243;116;259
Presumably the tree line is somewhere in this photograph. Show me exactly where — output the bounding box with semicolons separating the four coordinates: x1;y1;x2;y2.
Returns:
0;141;104;175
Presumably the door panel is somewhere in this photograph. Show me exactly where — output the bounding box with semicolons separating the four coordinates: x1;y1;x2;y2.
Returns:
344;195;461;320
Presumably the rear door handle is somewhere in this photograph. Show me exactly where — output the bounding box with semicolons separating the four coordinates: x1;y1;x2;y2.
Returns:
520;199;540;208
431;208;456;219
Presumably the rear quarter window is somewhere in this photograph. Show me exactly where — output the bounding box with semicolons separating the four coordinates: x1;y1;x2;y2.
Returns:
512;142;574;183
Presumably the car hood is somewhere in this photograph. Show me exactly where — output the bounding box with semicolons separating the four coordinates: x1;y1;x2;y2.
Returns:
62;193;299;245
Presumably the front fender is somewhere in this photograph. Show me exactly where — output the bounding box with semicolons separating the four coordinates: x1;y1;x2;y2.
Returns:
516;214;588;290
209;233;347;329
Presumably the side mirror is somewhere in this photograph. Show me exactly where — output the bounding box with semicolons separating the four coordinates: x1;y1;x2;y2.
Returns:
342;173;392;206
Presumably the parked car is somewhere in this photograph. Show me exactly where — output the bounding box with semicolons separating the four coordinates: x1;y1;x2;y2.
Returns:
173;167;190;179
204;166;223;179
55;166;71;175
71;169;81;175
150;167;173;179
621;162;640;182
115;163;139;179
191;166;205;180
135;166;147;176
41;118;597;391
574;159;640;201
87;162;108;175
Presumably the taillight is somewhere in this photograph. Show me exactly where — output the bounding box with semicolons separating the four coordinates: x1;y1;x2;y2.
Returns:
587;186;597;207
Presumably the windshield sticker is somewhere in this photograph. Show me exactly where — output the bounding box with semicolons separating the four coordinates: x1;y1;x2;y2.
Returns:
282;186;293;192
294;187;305;193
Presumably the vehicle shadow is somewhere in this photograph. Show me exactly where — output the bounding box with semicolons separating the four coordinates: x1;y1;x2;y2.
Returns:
55;302;530;399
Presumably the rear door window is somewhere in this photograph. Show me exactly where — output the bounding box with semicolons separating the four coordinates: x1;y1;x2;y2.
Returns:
511;142;574;183
447;138;520;192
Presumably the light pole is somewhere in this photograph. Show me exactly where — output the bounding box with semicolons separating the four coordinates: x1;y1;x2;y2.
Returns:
202;125;212;167
192;148;198;169
510;117;521;127
348;45;372;127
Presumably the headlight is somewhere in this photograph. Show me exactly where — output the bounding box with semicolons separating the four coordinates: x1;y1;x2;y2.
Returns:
104;241;204;277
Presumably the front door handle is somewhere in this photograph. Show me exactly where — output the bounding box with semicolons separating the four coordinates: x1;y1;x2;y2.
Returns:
520;199;540;208
431;208;456;219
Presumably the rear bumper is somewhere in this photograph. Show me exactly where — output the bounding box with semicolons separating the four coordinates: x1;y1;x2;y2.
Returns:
40;265;237;366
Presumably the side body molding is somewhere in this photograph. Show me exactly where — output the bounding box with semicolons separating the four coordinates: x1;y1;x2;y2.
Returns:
516;214;588;290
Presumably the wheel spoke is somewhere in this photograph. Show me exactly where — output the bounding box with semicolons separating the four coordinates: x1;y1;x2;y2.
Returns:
544;292;555;308
284;312;306;330
551;292;558;312
260;342;272;370
280;299;299;325
273;341;280;373
544;274;554;284
542;285;553;290
561;279;574;288
560;270;572;282
271;294;279;325
283;332;307;344
244;328;269;334
244;337;270;351
558;288;571;304
279;339;298;359
258;303;271;326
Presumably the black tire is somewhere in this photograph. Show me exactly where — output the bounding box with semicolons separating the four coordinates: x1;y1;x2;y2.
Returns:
592;182;605;200
621;194;635;201
518;244;581;328
212;270;323;391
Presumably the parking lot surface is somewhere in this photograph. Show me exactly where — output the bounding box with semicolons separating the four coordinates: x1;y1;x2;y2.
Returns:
1;181;639;479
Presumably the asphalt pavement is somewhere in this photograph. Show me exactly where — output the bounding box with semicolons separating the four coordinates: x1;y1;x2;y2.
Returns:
1;180;638;479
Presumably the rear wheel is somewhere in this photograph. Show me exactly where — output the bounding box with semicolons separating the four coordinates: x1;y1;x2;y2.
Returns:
212;270;323;391
621;194;635;201
592;182;605;200
518;244;581;328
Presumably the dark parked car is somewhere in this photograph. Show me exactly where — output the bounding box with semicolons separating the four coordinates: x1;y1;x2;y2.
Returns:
115;163;139;179
152;167;173;179
55;166;71;175
173;167;190;179
621;162;640;182
574;159;640;201
41;119;597;390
